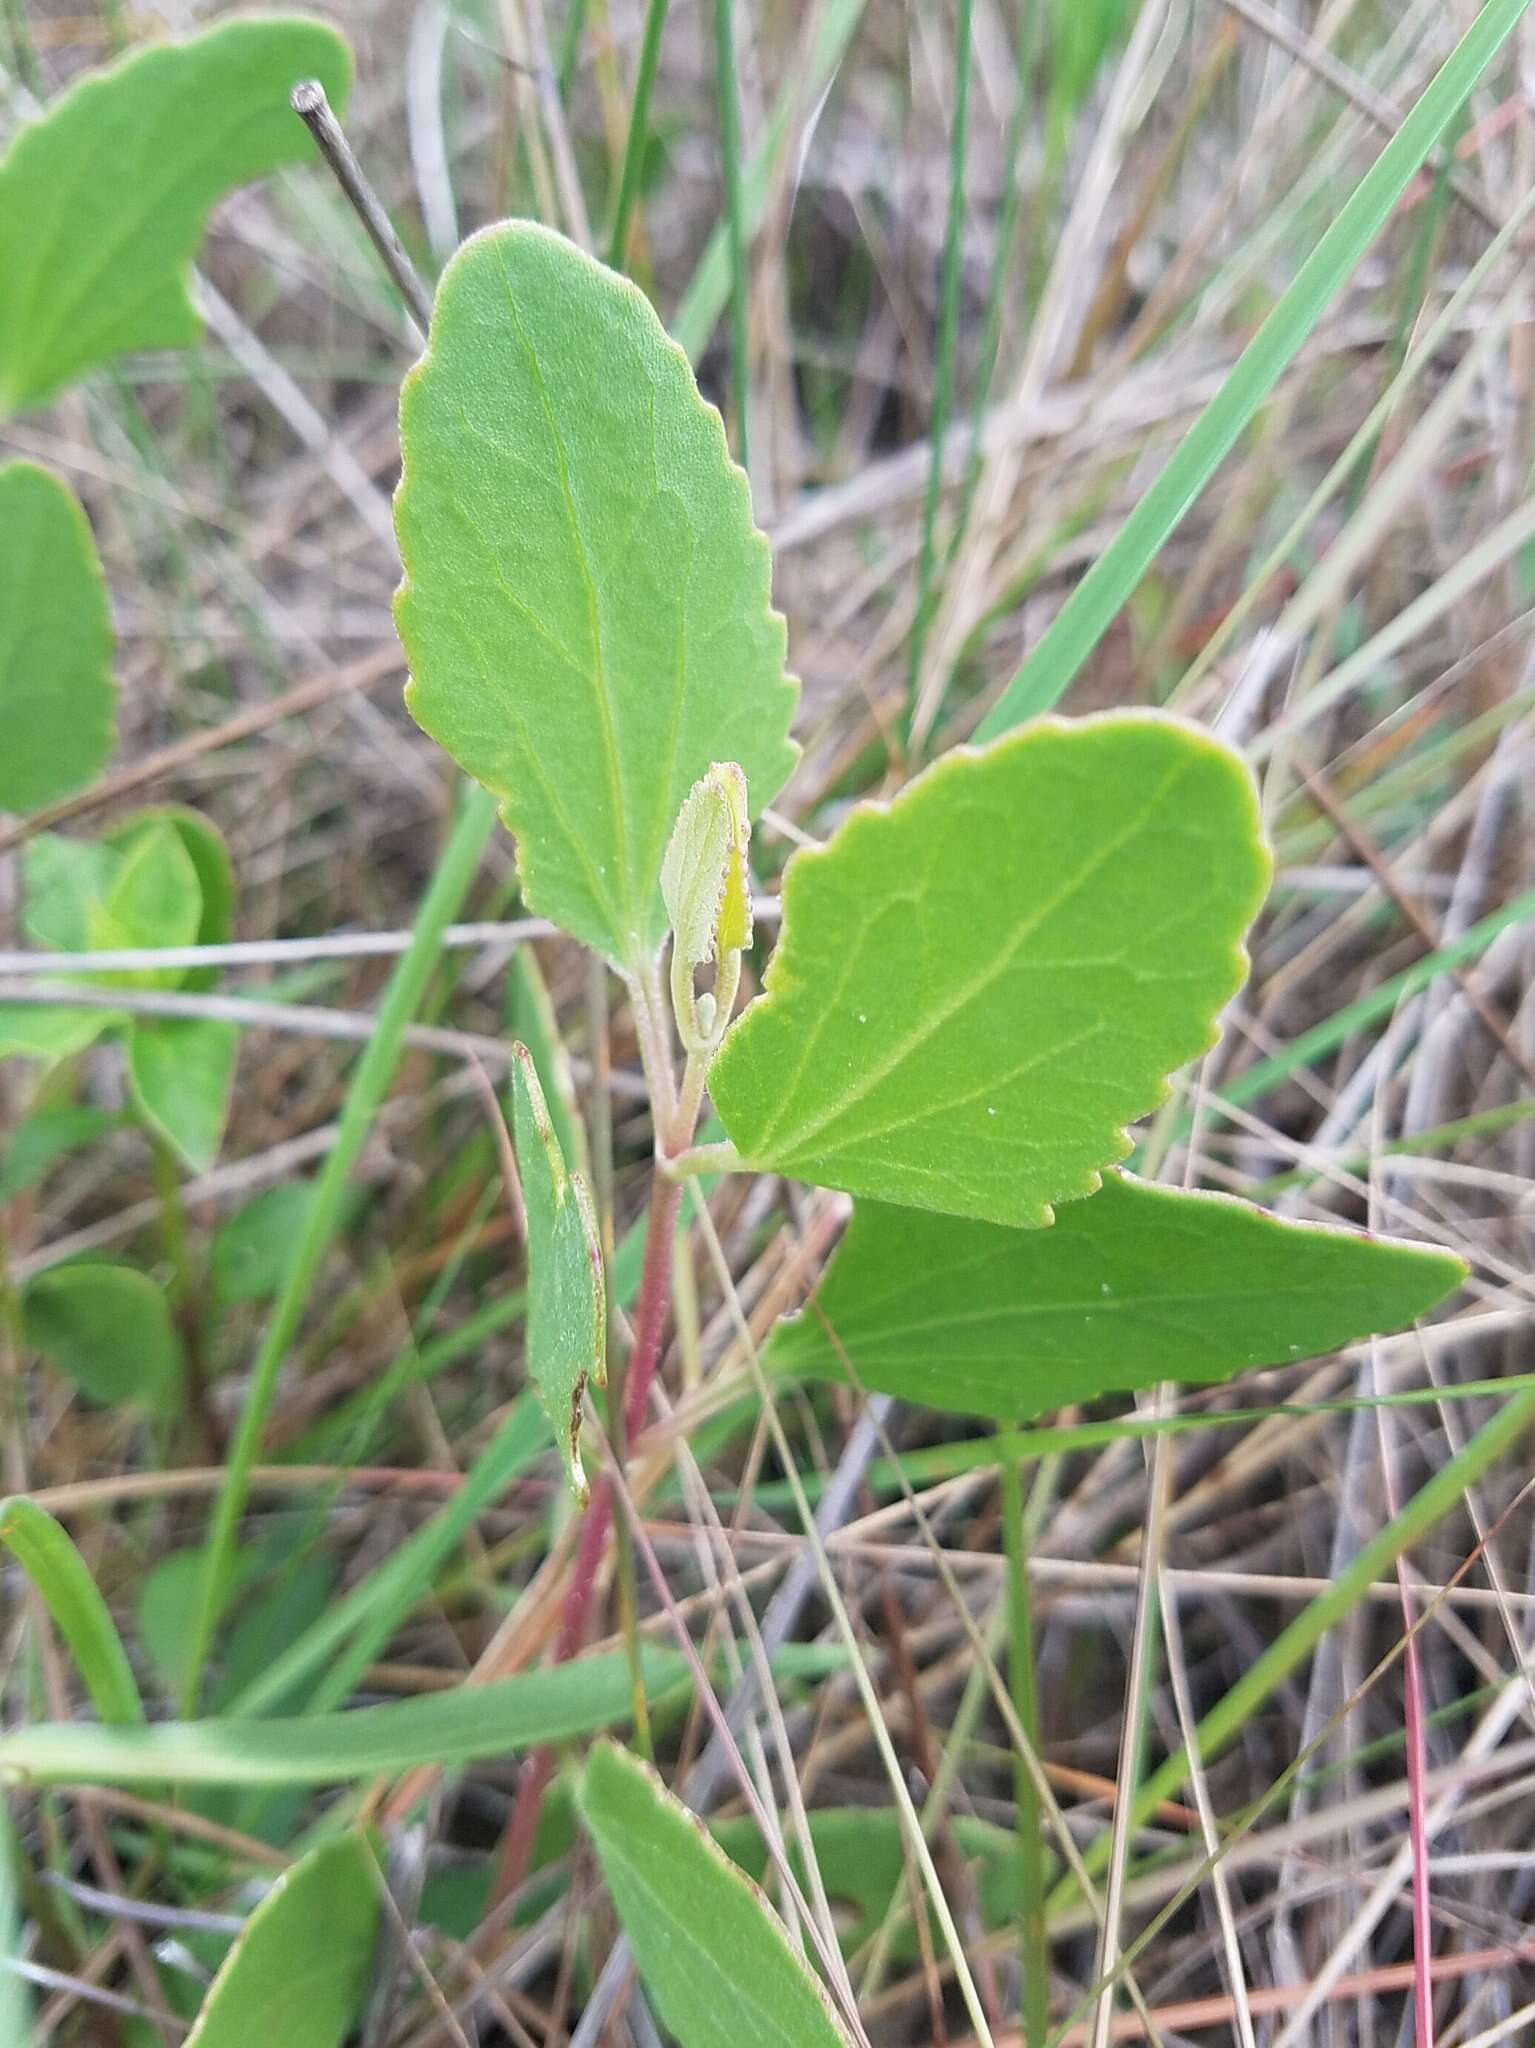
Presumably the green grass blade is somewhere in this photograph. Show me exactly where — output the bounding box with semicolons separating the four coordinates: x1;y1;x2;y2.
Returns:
0;1495;143;1726
1211;883;1535;1121
184;782;499;1711
906;0;975;741
714;0;751;470
671;0;867;363
606;0;670;268
1052;1380;1535;1908
0;1646;683;1788
975;0;1532;738
0;1807;31;2043
226;1397;550;1719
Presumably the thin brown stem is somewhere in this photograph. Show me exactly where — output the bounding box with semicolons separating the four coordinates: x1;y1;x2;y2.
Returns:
489;1162;685;1908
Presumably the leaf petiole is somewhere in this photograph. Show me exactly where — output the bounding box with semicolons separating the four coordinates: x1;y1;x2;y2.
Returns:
660;1138;741;1183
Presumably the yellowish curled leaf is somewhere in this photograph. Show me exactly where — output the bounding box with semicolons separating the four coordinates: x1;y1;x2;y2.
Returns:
661;763;752;967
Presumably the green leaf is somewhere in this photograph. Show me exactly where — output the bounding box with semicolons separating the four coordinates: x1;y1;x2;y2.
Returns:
0;834;122;1061
578;1741;856;2048
20;833;117;951
139;1547;259;1702
0;1496;144;1724
710;713;1269;1226
211;1183;319;1304
395;222;799;968
662;761;753;965
88;817;203;982
227;1397;551;1719
111;805;236;988
0;1005;116;1063
0;1807;31;2044
508;945;588;1177
0;462;115;813
21;1260;184;1412
183;1834;376;2048
0;1105;119;1202
768;1170;1466;1419
511;1043;605;1502
0;17;353;414
128;1016;239;1172
0;1646;683;1786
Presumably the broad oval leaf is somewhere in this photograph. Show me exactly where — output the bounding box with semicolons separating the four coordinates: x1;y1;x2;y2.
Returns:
0;462;115;813
512;1042;605;1502
0;1645;683;1786
766;1170;1466;1418
110;805;237;987
184;1833;376;2048
0;17;353;414
21;1260;184;1413
579;1741;856;2048
710;713;1270;1227
395;222;799;968
87;817;203;981
129;1016;239;1173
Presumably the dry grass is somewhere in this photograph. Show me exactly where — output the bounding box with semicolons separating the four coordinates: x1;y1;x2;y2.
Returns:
7;1;1535;2043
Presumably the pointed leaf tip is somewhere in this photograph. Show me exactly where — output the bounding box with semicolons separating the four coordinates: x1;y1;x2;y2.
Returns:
767;1170;1467;1418
579;1741;856;2048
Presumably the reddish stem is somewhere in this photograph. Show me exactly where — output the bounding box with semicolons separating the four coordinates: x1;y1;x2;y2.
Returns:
490;1171;683;1906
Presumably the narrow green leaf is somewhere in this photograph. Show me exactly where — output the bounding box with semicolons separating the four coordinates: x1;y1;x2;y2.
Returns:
0;17;353;413
0;1496;144;1724
395;222;798;968
508;945;587;1177
0;1647;682;1787
975;0;1533;736
579;1741;856;2048
186;782;499;1713
511;1043;605;1502
0;1807;31;2044
21;1260;184;1413
711;713;1269;1226
0;462;115;813
227;1396;550;1718
128;1015;239;1173
183;1834;376;2048
768;1171;1466;1419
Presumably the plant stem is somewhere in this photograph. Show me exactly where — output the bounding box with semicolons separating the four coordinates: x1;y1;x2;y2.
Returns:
492;1150;685;1906
999;1448;1049;2047
149;1134;218;1461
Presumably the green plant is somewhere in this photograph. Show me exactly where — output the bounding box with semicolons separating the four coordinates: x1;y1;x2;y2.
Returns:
0;15;347;1429
4;6;1529;2040
387;220;1462;2037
